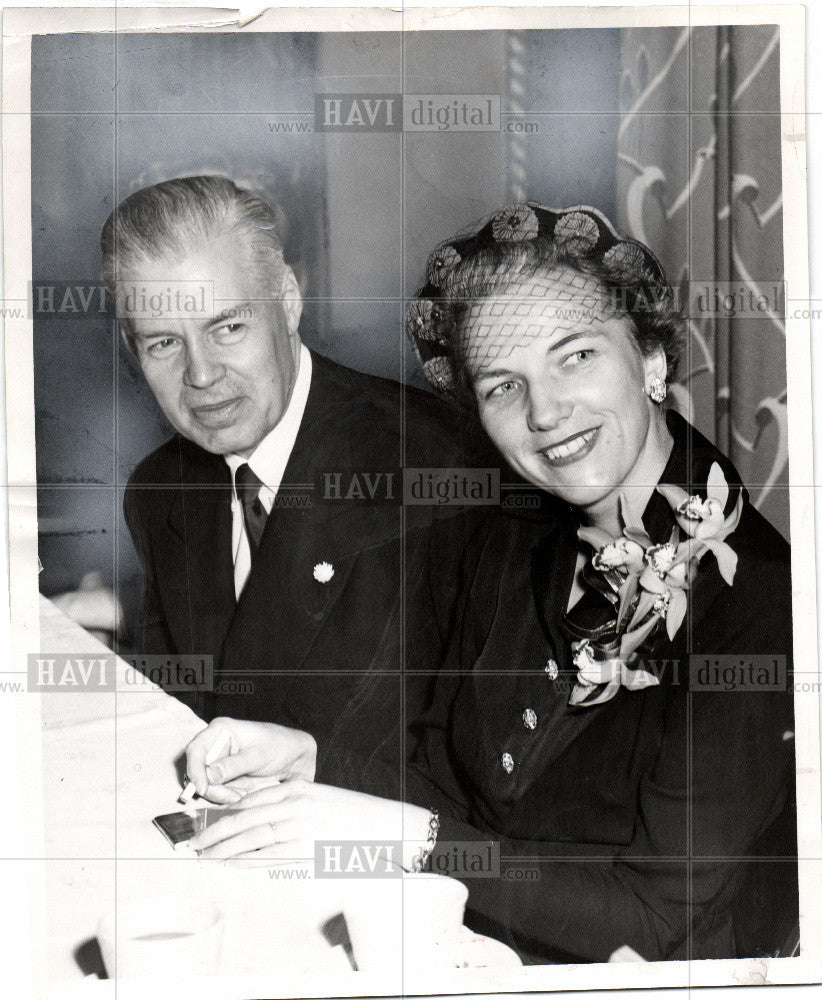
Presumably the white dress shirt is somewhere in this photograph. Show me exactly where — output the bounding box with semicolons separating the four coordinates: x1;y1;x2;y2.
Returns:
224;343;312;598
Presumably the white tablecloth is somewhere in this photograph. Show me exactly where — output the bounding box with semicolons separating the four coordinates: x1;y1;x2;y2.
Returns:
34;597;370;998
34;596;525;1000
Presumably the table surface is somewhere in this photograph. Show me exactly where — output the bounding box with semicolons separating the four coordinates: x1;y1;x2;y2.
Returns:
35;596;374;995
35;596;524;1000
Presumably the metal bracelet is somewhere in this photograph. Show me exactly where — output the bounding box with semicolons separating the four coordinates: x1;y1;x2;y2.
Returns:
412;809;440;873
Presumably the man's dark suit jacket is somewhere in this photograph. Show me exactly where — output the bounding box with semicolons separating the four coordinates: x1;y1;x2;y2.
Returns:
124;350;480;781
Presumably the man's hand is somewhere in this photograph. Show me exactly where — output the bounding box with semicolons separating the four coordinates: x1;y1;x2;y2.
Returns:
185;718;318;804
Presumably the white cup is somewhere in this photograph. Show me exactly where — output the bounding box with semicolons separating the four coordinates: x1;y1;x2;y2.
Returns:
342;876;402;973
402;872;469;968
343;871;468;973
97;895;224;979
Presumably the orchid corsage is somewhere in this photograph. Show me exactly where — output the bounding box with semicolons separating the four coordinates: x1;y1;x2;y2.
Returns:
568;462;743;708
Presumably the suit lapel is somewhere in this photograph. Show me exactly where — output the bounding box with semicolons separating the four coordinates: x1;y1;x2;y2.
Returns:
227;502;364;673
530;516;576;675
223;353;379;671
162;443;236;657
521;520;620;781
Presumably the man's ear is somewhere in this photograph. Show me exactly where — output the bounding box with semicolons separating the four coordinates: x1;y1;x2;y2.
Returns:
279;267;303;339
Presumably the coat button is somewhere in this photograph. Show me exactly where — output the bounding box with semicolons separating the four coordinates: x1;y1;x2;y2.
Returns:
544;658;559;679
522;708;537;730
501;752;514;774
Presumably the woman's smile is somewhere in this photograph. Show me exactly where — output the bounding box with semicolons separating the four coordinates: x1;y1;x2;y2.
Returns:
538;426;599;466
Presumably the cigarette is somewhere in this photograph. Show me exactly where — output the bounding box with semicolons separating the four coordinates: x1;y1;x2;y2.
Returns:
178;729;232;804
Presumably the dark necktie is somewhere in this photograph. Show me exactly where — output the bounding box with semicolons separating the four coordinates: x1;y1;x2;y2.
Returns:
234;462;268;555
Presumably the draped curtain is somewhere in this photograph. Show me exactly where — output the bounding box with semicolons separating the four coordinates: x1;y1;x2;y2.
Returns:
616;26;788;538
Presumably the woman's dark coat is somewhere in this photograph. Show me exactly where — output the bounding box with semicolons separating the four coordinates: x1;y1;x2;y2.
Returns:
394;412;796;963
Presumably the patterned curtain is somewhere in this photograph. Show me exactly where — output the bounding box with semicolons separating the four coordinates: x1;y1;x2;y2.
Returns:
617;26;788;538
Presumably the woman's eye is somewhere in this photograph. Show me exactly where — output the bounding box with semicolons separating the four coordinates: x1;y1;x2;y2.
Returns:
563;348;594;367
488;380;520;399
146;338;180;359
214;323;245;343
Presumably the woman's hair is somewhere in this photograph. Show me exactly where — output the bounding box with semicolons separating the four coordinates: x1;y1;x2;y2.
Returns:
101;175;286;349
407;203;684;412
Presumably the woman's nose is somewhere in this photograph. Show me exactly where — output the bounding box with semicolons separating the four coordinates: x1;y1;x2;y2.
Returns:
183;344;224;389
526;381;571;433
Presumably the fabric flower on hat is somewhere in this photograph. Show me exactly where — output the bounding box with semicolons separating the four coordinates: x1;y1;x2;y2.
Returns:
601;241;648;280
553;211;600;253
406;298;436;341
422;355;455;392
426;244;461;287
490;204;539;242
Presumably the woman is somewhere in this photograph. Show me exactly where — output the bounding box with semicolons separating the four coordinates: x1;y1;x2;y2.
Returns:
186;203;797;964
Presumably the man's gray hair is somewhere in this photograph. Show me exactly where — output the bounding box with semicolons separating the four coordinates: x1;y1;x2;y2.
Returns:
101;175;287;347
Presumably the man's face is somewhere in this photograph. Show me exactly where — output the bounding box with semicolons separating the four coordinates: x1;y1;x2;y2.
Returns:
123;230;301;457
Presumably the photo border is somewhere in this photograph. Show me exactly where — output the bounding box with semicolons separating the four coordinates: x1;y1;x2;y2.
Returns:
3;4;820;996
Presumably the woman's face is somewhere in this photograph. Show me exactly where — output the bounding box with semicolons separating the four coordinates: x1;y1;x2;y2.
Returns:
464;266;666;516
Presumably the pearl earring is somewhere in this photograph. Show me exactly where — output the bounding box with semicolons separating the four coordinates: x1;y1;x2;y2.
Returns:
647;376;667;404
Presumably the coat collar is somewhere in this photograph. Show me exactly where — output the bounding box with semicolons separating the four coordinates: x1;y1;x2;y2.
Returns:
640;408;744;544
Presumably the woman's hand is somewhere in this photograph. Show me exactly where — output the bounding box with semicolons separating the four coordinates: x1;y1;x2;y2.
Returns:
188;780;431;869
184;717;318;804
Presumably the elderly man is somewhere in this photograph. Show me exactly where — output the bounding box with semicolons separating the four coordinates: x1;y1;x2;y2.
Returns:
101;175;480;778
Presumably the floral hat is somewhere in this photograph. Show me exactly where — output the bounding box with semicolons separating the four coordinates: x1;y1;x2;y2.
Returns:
407;202;671;396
